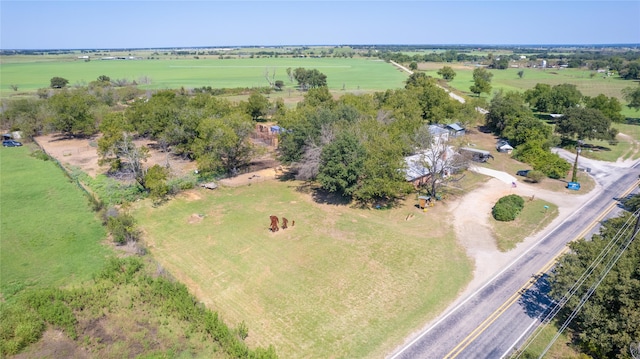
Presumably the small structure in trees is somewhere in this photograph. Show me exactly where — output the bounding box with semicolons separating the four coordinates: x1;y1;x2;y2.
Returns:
446;123;465;137
496;140;514;154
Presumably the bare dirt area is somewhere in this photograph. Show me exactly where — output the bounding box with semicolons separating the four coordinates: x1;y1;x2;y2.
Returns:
11;329;91;359
34;133;198;178
447;170;594;295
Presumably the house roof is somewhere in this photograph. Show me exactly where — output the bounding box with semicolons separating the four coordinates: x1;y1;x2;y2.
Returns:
404;153;431;181
428;125;449;137
447;123;464;131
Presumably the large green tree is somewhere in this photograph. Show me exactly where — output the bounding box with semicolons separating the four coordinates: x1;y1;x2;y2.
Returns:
437;66;456;81
293;68;327;90
47;90;99;136
548;84;583;114
244;92;270;121
49;76;69;89
317;132;366;197
524;83;553;112
406;75;458;122
550;212;640;358
623;85;640;111
193;112;255;175
555;107;617;142
470;67;493;97
485;90;532;135
585;94;625;123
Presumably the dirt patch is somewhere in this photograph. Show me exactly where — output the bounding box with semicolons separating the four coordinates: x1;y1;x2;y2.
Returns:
178;189;202;201
187;213;205;224
12;328;91;359
219;166;283;187
34;133;197;178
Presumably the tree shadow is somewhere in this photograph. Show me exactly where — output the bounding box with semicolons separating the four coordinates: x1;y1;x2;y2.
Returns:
518;273;556;320
311;187;351;206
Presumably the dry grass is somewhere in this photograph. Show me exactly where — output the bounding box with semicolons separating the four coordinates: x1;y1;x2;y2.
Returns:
132;180;473;358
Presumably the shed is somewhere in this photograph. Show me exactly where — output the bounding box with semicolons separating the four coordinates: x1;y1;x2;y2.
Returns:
446;123;465;137
418;196;432;209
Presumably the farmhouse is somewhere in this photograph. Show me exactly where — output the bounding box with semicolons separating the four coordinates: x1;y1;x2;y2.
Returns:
403;146;457;187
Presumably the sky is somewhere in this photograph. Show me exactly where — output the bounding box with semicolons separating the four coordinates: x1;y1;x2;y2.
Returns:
1;1;639;49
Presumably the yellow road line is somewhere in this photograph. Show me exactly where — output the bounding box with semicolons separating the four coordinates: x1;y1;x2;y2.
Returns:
443;180;639;358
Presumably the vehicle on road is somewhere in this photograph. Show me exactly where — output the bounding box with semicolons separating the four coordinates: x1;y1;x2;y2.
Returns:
2;140;22;147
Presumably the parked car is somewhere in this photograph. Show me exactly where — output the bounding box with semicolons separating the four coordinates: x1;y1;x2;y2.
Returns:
2;140;22;147
516;170;530;177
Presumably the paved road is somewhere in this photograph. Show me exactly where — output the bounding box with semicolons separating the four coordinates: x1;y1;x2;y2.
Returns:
389;163;640;359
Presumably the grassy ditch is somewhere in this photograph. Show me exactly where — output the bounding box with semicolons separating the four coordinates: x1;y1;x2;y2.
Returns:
133;180;473;358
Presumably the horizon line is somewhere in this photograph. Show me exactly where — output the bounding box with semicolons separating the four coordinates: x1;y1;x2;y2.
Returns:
2;43;640;52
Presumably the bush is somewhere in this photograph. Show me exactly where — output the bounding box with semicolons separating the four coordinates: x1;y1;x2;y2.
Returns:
492;194;525;221
105;209;140;245
0;302;45;356
526;170;545;183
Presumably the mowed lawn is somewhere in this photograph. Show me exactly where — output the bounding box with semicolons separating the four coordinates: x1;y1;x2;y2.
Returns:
0;146;110;299
133;180;473;358
0;57;407;96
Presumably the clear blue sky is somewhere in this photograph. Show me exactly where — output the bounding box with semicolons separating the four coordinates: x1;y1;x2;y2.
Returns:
1;1;639;49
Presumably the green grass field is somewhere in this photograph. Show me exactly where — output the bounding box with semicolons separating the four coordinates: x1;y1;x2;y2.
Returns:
132;180;473;358
0;57;407;97
0;146;110;299
427;65;639;118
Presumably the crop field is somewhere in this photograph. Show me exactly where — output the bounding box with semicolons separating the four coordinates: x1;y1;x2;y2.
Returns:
0;56;407;97
0;146;110;299
132;180;473;358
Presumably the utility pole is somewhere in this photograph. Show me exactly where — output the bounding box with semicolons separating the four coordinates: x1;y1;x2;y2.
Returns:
571;141;582;183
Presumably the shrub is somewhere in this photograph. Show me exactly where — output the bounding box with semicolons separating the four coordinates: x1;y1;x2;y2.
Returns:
526;170;545;183
492;194;525;221
0;302;45;356
105;209;140;245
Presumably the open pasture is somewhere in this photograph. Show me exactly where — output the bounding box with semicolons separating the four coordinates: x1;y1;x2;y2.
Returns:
0;57;407;97
0;146;110;300
133;180;473;358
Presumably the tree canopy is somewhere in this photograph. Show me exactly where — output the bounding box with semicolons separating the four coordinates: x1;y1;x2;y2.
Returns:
50;76;69;89
550;211;640;358
437;66;456;81
555;107;617;142
470;67;493;97
293;68;327;90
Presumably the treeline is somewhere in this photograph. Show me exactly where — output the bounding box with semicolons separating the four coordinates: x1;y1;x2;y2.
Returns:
485;83;624;179
548;205;640;358
0;257;277;358
1;71;486;205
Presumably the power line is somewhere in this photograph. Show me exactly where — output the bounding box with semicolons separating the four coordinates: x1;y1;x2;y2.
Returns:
515;209;640;358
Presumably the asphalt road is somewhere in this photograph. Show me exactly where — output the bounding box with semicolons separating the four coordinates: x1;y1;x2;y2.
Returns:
389;161;640;359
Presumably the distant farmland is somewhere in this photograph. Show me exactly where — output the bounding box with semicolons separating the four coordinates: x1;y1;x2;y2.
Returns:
0;57;408;96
